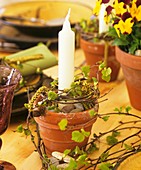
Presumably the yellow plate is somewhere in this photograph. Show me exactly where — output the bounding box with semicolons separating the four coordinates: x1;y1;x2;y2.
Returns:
0;1;92;37
0;1;92;26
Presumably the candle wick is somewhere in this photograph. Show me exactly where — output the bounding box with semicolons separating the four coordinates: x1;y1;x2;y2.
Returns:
65;8;71;21
62;8;71;30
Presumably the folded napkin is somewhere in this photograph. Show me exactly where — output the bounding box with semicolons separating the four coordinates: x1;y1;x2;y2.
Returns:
4;44;58;76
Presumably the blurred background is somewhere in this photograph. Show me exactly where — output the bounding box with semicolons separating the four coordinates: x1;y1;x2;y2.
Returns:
0;0;95;50
1;0;95;7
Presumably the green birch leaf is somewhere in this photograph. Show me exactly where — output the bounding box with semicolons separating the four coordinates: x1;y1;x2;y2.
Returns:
63;149;71;157
125;106;132;113
100;152;109;162
81;65;90;77
101;67;112;82
99;62;106;71
58;119;68;131
71;131;85;142
92;77;98;89
89;109;97;118
98;162;112;170
81;129;90;137
102;116;110;121
74;146;83;155
16;124;24;133
48;91;58;100
124;143;134;150
112;131;120;137
77;154;88;165
24;128;31;136
106;135;118;145
65;159;77;170
87;143;99;154
114;107;123;113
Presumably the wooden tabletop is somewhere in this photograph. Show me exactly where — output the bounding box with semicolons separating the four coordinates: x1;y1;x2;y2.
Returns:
0;48;141;170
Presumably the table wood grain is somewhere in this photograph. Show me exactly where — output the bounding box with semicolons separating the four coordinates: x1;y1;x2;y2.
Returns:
1;48;141;170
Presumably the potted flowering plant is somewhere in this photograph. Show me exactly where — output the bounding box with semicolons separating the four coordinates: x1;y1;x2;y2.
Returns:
94;0;141;110
75;16;120;82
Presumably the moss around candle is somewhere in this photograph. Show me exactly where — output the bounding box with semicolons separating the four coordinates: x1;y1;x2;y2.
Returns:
58;8;75;90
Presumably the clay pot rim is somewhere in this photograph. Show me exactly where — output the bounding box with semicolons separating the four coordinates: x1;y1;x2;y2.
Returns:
80;37;115;55
39;109;95;117
34;108;98;126
115;46;141;70
80;37;114;47
35;115;97;130
81;37;105;46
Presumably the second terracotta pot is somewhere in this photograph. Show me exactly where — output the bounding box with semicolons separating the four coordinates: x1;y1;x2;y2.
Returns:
80;38;120;82
116;46;141;110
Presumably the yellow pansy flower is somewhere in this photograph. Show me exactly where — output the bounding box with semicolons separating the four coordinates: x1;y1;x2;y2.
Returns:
113;0;127;15
130;3;138;19
93;0;102;16
130;3;141;21
114;18;134;37
136;6;141;21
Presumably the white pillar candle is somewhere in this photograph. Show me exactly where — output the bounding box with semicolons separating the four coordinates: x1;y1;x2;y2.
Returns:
99;3;109;34
58;9;75;90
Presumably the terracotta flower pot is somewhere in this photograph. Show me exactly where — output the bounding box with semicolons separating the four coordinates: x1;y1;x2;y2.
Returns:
116;46;141;110
34;105;98;155
80;38;120;81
